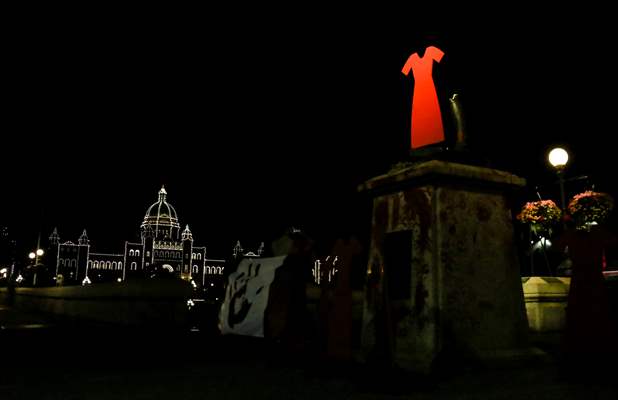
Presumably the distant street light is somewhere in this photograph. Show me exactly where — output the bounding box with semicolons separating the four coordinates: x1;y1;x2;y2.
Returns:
548;147;569;211
29;248;44;286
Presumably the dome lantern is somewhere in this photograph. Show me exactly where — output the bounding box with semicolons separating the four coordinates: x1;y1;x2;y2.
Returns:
141;186;181;241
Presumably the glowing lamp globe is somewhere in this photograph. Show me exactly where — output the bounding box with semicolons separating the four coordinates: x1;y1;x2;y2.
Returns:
36;249;44;256
28;252;36;259
548;148;569;169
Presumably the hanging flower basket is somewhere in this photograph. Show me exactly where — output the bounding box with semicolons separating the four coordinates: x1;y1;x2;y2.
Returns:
516;200;562;235
567;190;614;229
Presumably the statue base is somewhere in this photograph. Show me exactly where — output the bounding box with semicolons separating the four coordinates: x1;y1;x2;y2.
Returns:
358;159;530;373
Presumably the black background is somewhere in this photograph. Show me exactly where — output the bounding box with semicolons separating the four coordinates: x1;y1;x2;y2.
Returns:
4;11;617;257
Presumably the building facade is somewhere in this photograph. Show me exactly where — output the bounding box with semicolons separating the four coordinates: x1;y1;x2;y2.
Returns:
49;186;226;288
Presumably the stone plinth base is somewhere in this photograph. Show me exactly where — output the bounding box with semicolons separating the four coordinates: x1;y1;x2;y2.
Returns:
359;160;529;373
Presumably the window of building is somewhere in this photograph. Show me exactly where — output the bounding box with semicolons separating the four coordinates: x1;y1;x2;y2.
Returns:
197;253;202;260
146;251;150;257
131;262;137;270
193;265;198;273
112;262;117;270
129;249;135;256
135;250;140;257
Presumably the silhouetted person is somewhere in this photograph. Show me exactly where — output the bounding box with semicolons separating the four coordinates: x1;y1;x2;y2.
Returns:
318;237;362;363
554;225;618;376
265;230;315;359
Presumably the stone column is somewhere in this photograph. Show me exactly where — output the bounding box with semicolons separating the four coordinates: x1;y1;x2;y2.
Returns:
359;160;529;372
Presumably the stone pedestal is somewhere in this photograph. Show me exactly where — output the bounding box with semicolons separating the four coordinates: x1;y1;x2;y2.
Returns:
358;160;529;372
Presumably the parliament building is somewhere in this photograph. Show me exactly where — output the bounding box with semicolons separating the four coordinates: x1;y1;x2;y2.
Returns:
48;186;226;287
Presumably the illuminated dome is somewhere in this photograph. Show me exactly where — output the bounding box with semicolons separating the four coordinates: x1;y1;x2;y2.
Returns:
141;186;181;241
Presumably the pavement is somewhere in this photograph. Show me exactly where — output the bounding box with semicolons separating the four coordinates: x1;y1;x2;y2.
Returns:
1;305;617;399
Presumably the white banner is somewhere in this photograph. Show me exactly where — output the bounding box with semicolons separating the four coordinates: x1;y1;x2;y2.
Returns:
218;256;286;337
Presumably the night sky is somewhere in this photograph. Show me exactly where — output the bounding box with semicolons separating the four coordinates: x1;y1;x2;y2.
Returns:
3;14;617;258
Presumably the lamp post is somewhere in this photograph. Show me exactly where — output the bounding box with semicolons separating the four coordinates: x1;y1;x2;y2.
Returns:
28;248;44;286
548;147;569;227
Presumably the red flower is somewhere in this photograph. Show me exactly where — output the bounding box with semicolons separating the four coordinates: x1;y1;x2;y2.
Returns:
516;199;562;233
567;191;614;229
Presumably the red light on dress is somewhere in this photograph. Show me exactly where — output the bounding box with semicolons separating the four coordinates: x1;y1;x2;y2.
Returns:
402;46;445;149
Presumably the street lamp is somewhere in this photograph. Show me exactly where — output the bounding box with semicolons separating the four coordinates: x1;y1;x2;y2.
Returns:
548;147;569;210
28;248;44;286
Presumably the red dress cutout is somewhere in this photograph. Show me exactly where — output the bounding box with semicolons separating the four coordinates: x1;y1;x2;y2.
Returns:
554;227;618;362
402;46;445;149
